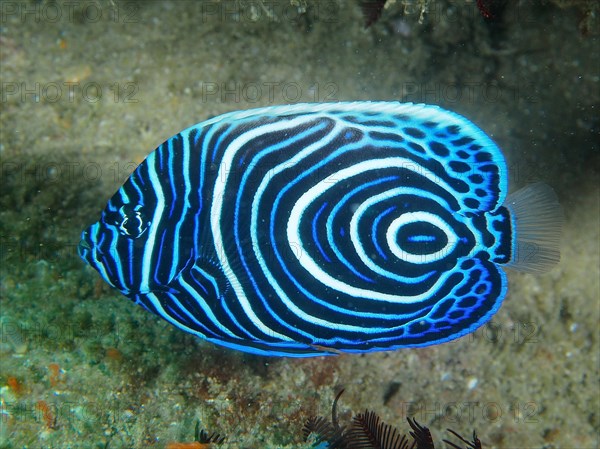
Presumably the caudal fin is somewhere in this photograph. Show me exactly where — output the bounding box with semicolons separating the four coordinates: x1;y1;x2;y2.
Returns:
505;183;563;274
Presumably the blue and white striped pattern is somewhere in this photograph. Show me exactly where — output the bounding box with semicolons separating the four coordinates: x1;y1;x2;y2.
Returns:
78;102;555;357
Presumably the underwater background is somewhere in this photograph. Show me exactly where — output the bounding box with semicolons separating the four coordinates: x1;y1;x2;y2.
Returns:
0;1;598;448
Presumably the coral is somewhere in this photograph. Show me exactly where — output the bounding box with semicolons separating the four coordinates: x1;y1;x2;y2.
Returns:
166;420;225;449
303;390;482;449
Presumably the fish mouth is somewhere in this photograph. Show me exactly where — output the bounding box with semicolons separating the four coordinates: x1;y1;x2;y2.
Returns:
77;229;94;261
78;238;90;256
78;229;122;293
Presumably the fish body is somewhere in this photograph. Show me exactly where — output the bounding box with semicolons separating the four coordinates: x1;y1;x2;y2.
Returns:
79;102;562;357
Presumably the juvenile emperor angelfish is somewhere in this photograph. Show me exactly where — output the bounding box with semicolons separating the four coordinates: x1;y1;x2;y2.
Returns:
79;102;563;357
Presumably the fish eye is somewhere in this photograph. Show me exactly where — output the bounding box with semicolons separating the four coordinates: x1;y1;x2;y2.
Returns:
116;204;150;238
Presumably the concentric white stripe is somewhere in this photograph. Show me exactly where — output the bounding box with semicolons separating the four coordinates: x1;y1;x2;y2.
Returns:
247;121;403;333
214;115;404;335
201;103;505;342
385;211;457;264
211;117;332;340
349;187;456;279
245;150;462;332
287;157;460;304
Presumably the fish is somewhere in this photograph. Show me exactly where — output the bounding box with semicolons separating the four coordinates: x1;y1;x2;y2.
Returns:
78;102;563;357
